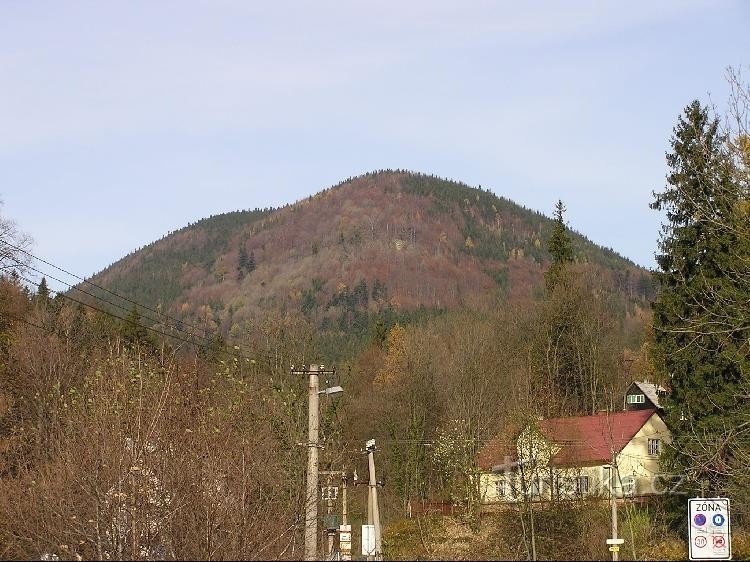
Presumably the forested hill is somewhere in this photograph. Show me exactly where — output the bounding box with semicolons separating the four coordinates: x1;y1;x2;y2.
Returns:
88;170;654;340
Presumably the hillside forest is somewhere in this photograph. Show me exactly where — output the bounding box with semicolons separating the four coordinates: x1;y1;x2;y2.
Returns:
0;72;749;560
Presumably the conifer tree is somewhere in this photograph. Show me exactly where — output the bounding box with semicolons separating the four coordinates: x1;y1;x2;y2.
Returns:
35;277;50;305
544;200;574;292
248;250;256;272
237;244;248;274
651;100;750;503
121;305;151;346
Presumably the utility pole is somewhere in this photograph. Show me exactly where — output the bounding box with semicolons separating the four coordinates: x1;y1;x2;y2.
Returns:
610;451;619;562
341;472;348;526
304;364;320;562
292;364;339;562
340;470;351;562
326;473;335;558
366;439;383;561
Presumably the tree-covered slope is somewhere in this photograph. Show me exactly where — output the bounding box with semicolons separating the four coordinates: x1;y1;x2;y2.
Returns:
87;170;654;341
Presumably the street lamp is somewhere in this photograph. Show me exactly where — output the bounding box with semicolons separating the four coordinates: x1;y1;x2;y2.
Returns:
320;385;344;397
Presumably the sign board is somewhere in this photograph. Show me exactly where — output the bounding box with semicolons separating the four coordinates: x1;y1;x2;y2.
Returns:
689;498;731;560
339;524;352;560
362;524;376;556
607;538;625;545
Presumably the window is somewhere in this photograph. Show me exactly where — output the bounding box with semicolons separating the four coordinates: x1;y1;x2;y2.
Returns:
495;479;507;498
627;394;645;404
576;475;590;496
648;438;661;456
622;476;635;496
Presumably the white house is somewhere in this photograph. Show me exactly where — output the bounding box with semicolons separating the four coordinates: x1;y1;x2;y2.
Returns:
479;408;671;504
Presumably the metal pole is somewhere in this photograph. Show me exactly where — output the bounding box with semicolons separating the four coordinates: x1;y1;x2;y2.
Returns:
304;365;320;561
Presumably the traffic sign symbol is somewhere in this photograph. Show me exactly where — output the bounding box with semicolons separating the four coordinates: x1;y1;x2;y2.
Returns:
688;497;731;560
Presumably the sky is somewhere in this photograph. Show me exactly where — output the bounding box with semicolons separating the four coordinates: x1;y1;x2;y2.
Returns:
1;1;749;286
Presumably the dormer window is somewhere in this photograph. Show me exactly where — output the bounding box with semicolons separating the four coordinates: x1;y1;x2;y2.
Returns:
627;394;645;404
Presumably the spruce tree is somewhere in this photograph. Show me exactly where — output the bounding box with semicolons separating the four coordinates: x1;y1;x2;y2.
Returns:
121;305;151;346
651;100;750;505
35;277;50;305
237;244;248;274
544;200;574;292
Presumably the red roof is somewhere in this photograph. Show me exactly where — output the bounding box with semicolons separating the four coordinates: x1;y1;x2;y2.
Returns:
477;429;519;471
539;409;656;466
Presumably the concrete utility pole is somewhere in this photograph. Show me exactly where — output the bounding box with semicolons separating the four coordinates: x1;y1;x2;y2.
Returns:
291;364;339;562
304;364;321;562
366;439;383;561
342;472;348;527
610;451;619;562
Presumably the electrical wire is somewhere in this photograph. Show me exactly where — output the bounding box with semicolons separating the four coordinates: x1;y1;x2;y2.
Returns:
3;244;302;367
15;258;211;344
14;270;248;360
0;239;209;338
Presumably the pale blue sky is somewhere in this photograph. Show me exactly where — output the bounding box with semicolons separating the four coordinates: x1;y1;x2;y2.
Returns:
1;1;748;286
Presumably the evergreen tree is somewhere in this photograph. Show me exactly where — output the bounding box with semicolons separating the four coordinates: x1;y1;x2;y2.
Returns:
238;244;248;274
651;100;750;507
353;278;369;308
248;250;256;272
35;277;50;305
544;200;574;292
121;305;151;346
372;279;388;303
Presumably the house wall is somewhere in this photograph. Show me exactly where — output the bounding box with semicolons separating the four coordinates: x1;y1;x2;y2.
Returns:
615;413;671;497
480;465;610;503
480;413;672;504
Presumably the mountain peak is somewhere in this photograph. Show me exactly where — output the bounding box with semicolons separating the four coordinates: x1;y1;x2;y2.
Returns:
90;171;652;341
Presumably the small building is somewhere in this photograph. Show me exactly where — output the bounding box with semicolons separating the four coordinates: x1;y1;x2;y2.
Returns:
624;381;668;411
479;408;671;504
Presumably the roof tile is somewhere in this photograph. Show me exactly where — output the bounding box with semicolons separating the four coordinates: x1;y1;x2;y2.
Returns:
539;409;656;466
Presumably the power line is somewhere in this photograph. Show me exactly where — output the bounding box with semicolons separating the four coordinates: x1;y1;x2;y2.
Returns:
22;265;296;371
1;244;260;364
16;258;211;345
0;239;209;339
15;270;238;357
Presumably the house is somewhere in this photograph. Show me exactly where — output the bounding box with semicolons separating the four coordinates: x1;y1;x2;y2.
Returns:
479;408;671;504
624;381;668;411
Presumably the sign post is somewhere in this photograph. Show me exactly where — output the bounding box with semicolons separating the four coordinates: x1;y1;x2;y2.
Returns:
688;498;731;560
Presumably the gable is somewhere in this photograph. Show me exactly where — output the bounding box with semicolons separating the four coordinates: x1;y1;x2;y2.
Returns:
538;409;657;466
